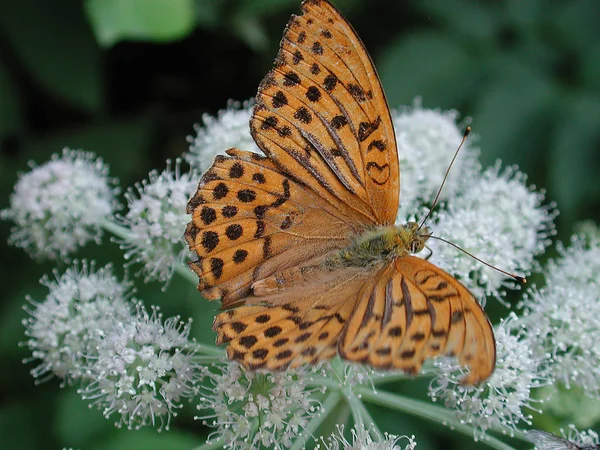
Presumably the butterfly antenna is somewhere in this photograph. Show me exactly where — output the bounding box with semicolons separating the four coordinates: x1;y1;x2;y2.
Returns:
428;235;527;283
418;126;471;231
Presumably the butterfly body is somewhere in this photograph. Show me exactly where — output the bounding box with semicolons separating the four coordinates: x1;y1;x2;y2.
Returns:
186;0;496;385
325;222;431;269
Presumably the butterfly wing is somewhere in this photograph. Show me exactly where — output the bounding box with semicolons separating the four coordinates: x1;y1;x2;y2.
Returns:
251;0;399;226
187;0;400;305
213;268;373;370
527;431;585;450
339;256;496;385
185;148;359;307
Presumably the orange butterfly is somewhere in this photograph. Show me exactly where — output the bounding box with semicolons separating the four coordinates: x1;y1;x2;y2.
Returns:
185;0;495;385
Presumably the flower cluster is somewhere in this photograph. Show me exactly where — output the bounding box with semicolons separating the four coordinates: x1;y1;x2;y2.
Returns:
22;260;132;383
2;148;119;260
22;261;201;431
79;303;200;431
317;425;417;450
520;231;600;397
392;97;479;221
186;99;259;172
118;159;198;284
197;362;323;449
428;313;549;440
427;164;556;300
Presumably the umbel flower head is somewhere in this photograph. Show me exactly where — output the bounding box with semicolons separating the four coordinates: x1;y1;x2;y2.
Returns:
317;424;417;450
392;98;479;221
118;159;198;284
79;303;200;431
197;362;323;449
2;148;119;260
428;163;556;300
520;229;600;397
22;261;132;383
186;99;259;171
428;313;548;441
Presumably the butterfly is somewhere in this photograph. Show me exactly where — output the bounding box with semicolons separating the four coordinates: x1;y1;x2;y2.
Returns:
185;0;495;385
527;430;600;450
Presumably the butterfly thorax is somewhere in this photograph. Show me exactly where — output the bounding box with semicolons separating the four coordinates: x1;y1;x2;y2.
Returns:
325;222;431;268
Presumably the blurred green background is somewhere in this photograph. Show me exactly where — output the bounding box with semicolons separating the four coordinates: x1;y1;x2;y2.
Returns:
1;0;599;448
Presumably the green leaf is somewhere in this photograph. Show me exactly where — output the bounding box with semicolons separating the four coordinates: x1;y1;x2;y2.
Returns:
54;389;108;447
89;428;202;450
0;56;24;140
548;93;600;226
84;0;196;47
230;14;270;53
237;0;297;16
0;0;103;113
470;58;558;171
0;401;45;450
22;113;158;185
195;0;223;29
534;385;600;429
505;0;544;33
414;0;501;41
378;32;475;109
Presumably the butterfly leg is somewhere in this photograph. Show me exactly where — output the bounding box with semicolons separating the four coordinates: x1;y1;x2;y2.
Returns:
423;245;433;260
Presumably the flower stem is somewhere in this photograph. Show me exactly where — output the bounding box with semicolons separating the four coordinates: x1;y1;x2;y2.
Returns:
290;391;342;450
101;218;131;240
354;398;383;440
192;343;226;358
328;357;366;429
356;387;518;450
191;436;226;450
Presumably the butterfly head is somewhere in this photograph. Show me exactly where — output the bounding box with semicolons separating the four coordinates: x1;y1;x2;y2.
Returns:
399;221;431;255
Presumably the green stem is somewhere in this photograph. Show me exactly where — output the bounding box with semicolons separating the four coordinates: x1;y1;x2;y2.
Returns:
344;386;364;429
354;399;383;440
192;343;226;358
290;391;342;450
306;375;345;391
328;357;365;429
101;219;198;285
371;372;416;386
357;387;518;450
191;436;225;450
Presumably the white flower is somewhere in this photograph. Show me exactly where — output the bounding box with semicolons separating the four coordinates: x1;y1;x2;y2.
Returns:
428;313;548;440
2;148;119;260
197;362;322;449
79;304;200;431
186;100;259;171
393;98;479;221
317;424;417;450
117;159;198;285
428;163;555;301
520;231;600;397
22;261;132;383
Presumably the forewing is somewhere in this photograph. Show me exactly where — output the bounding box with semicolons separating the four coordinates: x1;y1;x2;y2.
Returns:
339;256;496;385
251;0;399;226
185;148;356;308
